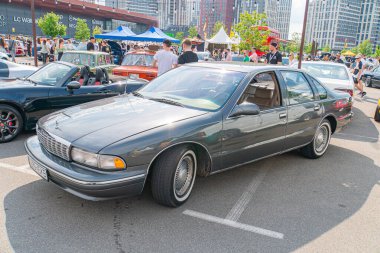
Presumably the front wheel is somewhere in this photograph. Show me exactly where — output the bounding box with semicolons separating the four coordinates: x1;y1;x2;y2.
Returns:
300;120;332;159
151;146;197;207
365;77;372;87
0;104;23;143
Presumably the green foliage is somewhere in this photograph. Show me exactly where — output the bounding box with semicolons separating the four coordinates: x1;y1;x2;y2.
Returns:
358;39;373;56
322;44;331;52
92;26;102;43
285;33;301;53
188;26;198;38
75;18;91;41
212;21;225;37
305;43;313;54
37;12;66;37
233;11;269;51
175;32;184;42
373;45;380;58
351;47;359;54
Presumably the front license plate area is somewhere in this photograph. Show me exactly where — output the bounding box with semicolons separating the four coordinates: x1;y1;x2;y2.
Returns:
28;157;49;181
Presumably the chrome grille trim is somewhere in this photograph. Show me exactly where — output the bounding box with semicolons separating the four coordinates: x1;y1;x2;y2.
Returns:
37;127;71;161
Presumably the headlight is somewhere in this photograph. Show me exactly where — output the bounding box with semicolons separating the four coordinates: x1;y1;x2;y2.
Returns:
71;147;126;170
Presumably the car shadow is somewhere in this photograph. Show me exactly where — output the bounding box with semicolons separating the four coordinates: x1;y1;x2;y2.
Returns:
4;145;380;253
332;107;379;142
0;131;34;160
362;96;379;105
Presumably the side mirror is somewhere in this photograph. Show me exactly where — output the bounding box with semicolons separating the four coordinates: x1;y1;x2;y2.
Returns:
67;81;81;90
229;102;260;118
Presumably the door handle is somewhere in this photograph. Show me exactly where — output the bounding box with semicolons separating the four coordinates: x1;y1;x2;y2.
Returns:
314;104;321;111
279;113;287;119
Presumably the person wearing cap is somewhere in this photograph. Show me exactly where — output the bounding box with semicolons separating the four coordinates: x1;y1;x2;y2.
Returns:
351;54;366;97
178;39;198;65
265;42;282;65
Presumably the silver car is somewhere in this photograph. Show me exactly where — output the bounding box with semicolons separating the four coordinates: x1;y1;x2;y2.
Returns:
0;59;38;80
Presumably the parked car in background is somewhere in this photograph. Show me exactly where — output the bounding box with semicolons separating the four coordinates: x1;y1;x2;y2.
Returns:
112;50;157;81
293;62;354;96
25;63;352;207
107;40;124;65
5;39;26;56
0;59;37;79
196;51;214;62
0;61;148;143
60;51;117;73
362;66;380;88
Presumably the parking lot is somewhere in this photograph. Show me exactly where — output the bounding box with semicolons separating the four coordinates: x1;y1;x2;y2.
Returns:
1;87;379;253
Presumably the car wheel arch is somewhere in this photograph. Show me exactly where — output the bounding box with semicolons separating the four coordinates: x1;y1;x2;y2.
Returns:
323;115;337;134
0;101;26;128
144;142;213;188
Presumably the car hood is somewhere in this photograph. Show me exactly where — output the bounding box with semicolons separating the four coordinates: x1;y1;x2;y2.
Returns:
0;79;34;88
39;95;208;152
318;78;353;90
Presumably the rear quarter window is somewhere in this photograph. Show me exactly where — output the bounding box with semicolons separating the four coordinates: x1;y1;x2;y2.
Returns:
311;78;328;100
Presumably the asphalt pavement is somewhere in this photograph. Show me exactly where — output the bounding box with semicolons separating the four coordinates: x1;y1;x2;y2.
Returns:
1;86;379;253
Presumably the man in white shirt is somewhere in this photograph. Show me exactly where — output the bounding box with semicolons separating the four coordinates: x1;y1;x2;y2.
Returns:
153;39;178;76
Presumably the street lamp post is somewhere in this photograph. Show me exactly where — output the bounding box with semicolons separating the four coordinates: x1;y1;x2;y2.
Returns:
31;0;38;67
298;0;310;69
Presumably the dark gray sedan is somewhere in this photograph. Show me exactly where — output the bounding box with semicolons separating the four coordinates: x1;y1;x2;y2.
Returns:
25;63;353;207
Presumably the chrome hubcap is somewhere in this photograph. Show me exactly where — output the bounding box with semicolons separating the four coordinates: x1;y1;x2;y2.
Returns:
174;154;195;198
0;110;19;142
314;125;329;154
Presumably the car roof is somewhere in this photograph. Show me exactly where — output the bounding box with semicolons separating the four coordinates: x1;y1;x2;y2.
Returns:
186;62;296;73
64;51;110;56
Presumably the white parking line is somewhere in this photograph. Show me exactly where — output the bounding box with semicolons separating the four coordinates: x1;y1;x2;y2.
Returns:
225;168;267;221
0;162;37;176
183;209;284;239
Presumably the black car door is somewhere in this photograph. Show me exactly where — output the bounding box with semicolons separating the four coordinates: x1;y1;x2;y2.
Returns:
221;71;287;169
48;83;120;112
372;67;380;87
278;70;322;150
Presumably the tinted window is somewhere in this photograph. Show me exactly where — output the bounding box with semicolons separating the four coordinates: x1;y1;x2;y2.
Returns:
280;71;314;105
239;72;281;110
140;66;245;111
311;78;328;100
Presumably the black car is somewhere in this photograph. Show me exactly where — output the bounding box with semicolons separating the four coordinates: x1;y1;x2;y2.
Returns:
25;63;353;207
362;66;380;88
0;61;148;143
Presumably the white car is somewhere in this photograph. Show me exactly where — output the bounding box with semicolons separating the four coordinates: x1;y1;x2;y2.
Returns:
0;59;37;80
292;61;354;97
0;52;10;60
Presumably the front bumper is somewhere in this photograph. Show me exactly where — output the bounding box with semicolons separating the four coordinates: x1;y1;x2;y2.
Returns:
25;136;147;201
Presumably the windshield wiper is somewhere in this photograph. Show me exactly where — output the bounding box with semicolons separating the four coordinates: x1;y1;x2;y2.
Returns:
25;78;38;85
149;97;184;107
132;91;144;98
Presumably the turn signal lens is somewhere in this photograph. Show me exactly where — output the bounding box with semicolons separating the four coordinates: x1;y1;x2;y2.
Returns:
98;155;127;170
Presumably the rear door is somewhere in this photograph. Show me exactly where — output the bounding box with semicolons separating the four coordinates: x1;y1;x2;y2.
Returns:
372;67;380;86
279;70;322;150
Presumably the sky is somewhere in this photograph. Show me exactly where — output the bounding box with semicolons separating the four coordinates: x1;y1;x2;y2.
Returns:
288;0;307;39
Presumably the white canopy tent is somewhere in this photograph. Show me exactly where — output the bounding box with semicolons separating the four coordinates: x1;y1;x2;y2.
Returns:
206;27;238;50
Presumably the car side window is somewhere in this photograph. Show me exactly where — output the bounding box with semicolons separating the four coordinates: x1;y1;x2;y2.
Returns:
280;71;315;105
238;71;282;110
311;78;328;100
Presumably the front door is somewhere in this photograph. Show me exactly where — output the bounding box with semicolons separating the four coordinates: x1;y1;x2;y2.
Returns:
278;70;322;150
221;71;287;169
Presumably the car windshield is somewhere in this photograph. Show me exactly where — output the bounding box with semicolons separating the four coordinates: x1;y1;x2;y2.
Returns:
61;53;96;67
27;63;71;86
139;66;246;111
302;64;349;80
122;54;154;67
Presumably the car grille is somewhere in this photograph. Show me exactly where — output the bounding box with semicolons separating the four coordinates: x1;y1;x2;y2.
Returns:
37;127;70;161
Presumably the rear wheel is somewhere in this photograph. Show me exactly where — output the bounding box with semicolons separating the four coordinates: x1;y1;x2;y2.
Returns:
0;105;23;143
151;146;197;207
301;120;331;159
365;77;372;87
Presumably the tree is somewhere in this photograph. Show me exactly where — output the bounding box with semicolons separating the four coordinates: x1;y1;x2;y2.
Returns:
188;26;198;38
37;12;66;37
175;32;184;42
92;26;102;37
351;47;359;54
322;44;331;52
373;45;380;58
305;43;313;54
358;39;373;56
212;21;225;37
75;18;91;41
233;11;269;51
285;33;301;53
